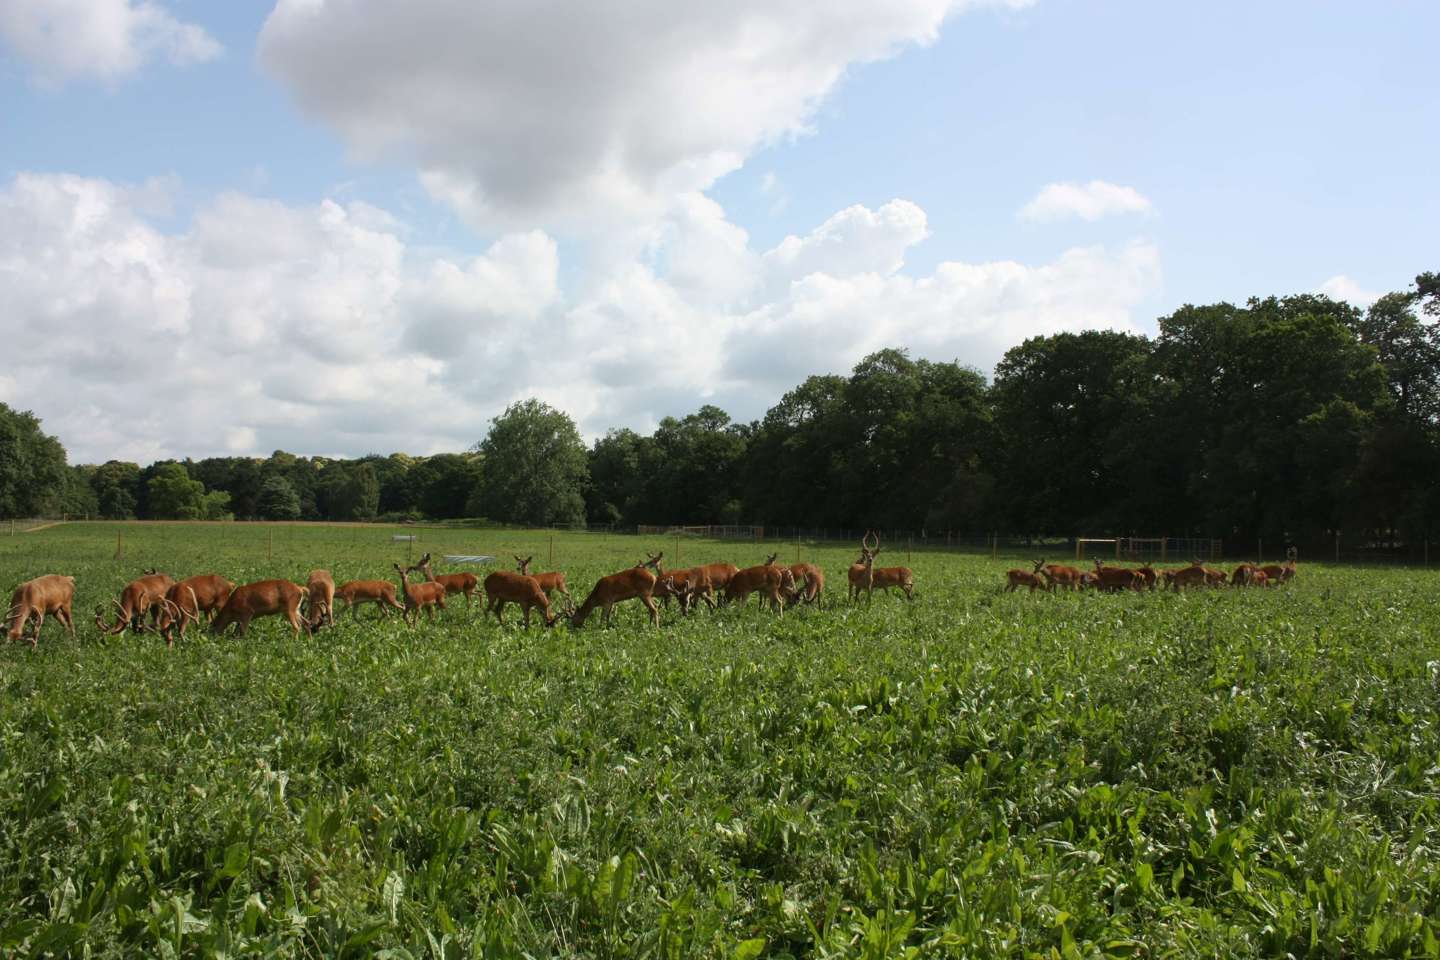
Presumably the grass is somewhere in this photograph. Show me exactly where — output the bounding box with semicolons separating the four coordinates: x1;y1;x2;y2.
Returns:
2;522;1439;957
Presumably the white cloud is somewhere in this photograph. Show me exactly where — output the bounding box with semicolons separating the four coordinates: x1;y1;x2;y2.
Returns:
0;0;220;85
1019;180;1154;223
1317;274;1381;309
259;0;1028;229
0;173;1160;463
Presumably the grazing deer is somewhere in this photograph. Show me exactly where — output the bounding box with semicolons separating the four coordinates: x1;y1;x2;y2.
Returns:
6;575;76;648
724;554;795;614
483;570;559;628
96;570;176;635
1091;558;1142;593
1260;555;1297;584
395;563;447;625
693;561;741;596
410;553;478;609
786;562;825;607
1167;561;1210;592
333;578;406;620
211;580;310;638
571;557;661;628
645;554;715;613
1038;562;1084;591
305;570;335;628
156;574;234;646
1230;563;1262;587
515;555;572;602
1005;560;1050;593
1136;563;1159;590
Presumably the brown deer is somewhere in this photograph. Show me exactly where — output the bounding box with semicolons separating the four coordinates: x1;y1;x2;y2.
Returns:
1260;552;1297;584
786;562;825;607
1005;560;1049;593
1167;561;1210;591
1230;563;1262;587
854;533;915;601
693;561;741;596
1038;562;1084;591
571;557;661;628
411;553;479;609
514;555;572;602
645;554;715;613
723;554;795;614
847;531;880;601
156;574;234;646
395;563;447;625
6;575;76;648
483;570;559;628
333;578;405;619
1136;563;1159;590
211;580;310;637
96;570;176;635
305;570;335;628
1091;558;1142;592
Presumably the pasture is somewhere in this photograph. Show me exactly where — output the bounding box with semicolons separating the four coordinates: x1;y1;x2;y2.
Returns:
2;522;1439;957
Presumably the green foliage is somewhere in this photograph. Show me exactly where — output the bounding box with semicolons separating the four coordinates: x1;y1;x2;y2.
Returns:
256;476;302;521
2;523;1439;957
475;398;588;527
0;402;69;518
146;463;210;520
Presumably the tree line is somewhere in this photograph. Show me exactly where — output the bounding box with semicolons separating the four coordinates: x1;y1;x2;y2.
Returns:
3;272;1436;547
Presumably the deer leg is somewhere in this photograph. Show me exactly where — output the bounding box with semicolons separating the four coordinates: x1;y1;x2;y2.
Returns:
642;595;659;627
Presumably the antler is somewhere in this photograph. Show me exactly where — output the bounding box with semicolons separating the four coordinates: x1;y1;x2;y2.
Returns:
862;530;880;551
184;585;202;624
764;553;778;566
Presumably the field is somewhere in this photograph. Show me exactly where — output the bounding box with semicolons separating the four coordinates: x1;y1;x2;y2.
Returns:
2;522;1439;958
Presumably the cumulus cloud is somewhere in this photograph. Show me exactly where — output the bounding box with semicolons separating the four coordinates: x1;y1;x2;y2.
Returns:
0;0;220;85
0;173;1162;463
1019;180;1154;223
1317;274;1382;308
259;0;1029;228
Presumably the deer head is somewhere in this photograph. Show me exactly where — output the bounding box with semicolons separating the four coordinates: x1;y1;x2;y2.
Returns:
1033;559;1046;574
763;553;778;566
515;555;533;573
642;552;664;571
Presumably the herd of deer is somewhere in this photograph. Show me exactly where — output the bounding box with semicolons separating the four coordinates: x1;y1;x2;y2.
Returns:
1005;552;1299;594
3;532;917;647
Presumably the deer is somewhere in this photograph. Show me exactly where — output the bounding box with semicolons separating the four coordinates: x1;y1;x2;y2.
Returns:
211;580;311;638
1091;558;1142;593
6;575;76;648
571;556;661;628
852;532;916;601
693;561;741;596
1136;563;1159;590
1167;561;1211;592
785;562;825;607
155;574;234;646
1260;550;1297;585
333;578;406;620
96;570;176;635
483;570;560;628
514;555;572;602
644;554;716;613
723;554;795;614
848;531;881;601
1005;560;1050;593
1038;562;1084;591
1230;563;1263;587
410;553;479;609
305;570;335;628
395;563;447;625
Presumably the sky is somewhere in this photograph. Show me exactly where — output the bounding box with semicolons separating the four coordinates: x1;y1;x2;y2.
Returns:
1;0;1435;465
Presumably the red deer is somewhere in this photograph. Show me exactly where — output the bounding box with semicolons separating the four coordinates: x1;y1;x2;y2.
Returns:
854;533;915;601
571;557;661;628
786;562;825;607
1202;566;1229;587
211;580;310;637
515;555;572;602
1260;560;1296;584
1005;560;1049;593
333;578;405;620
410;553;478;609
1167;561;1210;592
6;575;76;648
693;561;741;596
305;570;335;628
96;571;176;635
723;554;795;614
156;574;234;646
1039;562;1084;591
1136;563;1159;590
1091;559;1142;592
1230;563;1264;587
645;554;715;613
395;563;447;625
483;570;559;628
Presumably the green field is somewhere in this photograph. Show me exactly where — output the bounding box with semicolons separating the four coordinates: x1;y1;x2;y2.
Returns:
2;522;1439;957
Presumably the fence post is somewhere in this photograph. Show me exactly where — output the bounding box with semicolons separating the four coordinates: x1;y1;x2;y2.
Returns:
908;536;912;564
991;532;997;560
1258;538;1262;563
1161;537;1168;562
550;534;555;568
1335;532;1340;564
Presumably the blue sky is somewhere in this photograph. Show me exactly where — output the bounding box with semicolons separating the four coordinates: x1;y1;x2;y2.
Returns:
1;0;1435;462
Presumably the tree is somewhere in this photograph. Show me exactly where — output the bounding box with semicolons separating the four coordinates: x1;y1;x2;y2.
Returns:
1350;291;1440;423
257;476;303;520
319;462;381;520
0;403;70;518
409;454;481;519
648;406;748;523
586;429;654;525
474;399;588;526
148;463;209;520
90;460;142;519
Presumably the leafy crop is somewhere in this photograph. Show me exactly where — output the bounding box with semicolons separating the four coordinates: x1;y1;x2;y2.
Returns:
2;523;1438;957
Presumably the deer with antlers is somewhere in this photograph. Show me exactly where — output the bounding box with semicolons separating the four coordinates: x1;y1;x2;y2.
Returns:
6;575;76;648
1090;558;1143;593
849;532;916;601
643;553;716;613
571;555;661;628
155;574;234;646
483;569;561;628
395;563;447;625
723;553;795;614
785;562;825;607
1005;560;1050;593
333;577;405;620
305;570;335;628
514;555;572;603
1038;562;1085;591
95;570;176;635
211;580;311;638
1260;548;1298;585
1166;560;1211;592
409;553;478;609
